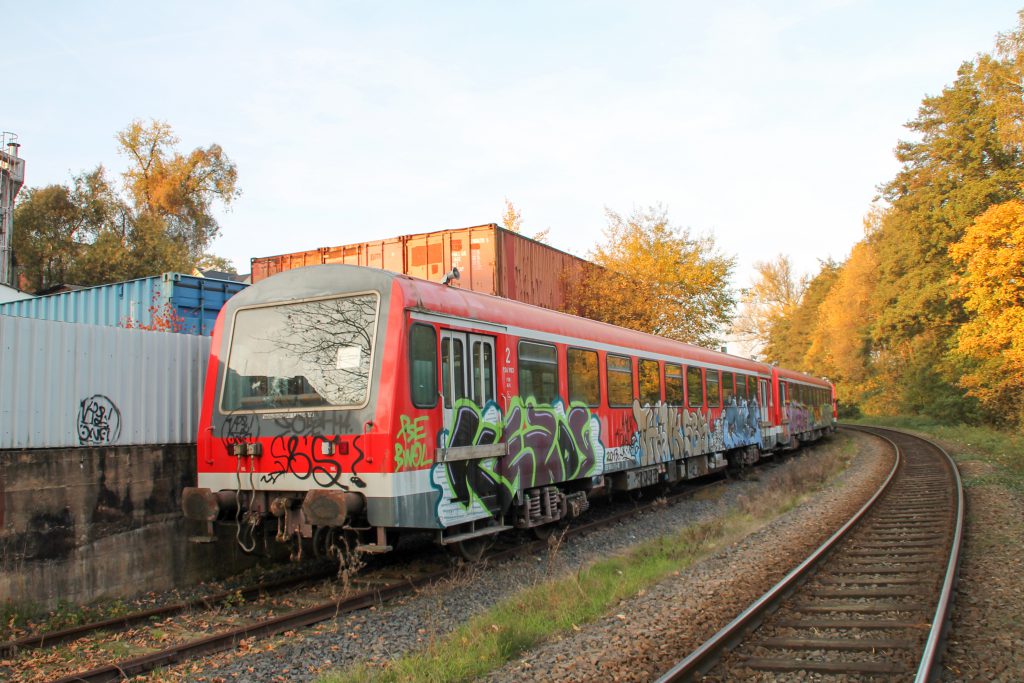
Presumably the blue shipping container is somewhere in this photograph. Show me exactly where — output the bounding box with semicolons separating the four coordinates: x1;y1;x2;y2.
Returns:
0;273;247;335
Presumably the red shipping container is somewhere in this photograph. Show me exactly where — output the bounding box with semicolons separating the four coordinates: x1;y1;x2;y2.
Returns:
250;224;594;313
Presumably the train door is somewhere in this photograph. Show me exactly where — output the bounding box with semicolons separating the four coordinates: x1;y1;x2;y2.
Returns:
439;330;501;513
758;378;769;424
440;331;496;428
440;330;468;430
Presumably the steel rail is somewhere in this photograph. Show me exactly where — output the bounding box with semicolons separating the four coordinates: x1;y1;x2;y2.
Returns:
0;567;337;657
44;468;733;682
906;429;964;683
654;425;903;682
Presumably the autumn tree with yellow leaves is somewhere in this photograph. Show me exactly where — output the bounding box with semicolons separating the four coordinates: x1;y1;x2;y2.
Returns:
732;254;807;359
948;200;1024;424
568;206;734;347
13;119;239;290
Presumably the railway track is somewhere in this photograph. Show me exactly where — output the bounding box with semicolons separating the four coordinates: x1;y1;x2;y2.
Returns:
656;425;964;682
5;464;744;682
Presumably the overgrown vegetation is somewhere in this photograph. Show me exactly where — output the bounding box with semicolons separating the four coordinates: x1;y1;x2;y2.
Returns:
1;597;131;641
320;436;854;683
849;416;1024;491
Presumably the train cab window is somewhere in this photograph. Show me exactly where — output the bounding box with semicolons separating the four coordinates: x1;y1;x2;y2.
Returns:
409;324;437;408
722;372;735;405
665;363;684;406
568;348;600;406
519;341;558;404
706;370;721;407
639;359;661;405
686;366;704;407
441;336;467;409
471;339;495;404
221;293;380;412
607;355;634;407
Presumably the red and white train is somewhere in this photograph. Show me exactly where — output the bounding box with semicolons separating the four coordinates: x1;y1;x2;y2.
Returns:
183;265;836;560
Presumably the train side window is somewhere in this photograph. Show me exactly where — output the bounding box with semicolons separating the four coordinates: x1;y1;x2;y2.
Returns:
706;370;721;407
409;324;437;408
441;336;467;409
748;376;757;401
686;366;704;407
471;339;495;404
607;354;633;407
722;372;735;405
568;348;600;406
665;363;684;406
737;374;749;400
518;341;558;404
639;359;661;405
780;382;788;406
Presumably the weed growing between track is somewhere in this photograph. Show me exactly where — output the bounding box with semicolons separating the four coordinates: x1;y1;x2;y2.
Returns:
319;434;856;683
849;416;1024;491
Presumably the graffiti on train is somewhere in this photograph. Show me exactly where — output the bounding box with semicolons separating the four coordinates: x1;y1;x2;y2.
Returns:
395;414;432;471
624;396;762;465
431;397;605;527
215;411;367;490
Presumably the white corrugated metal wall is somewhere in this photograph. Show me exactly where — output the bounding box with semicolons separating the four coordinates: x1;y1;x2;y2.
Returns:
0;316;211;449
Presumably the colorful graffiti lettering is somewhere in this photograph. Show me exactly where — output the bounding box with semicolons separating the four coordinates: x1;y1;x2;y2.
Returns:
432;399;505;526
628;396;762;463
395;415;432;471
431;396;606;528
631;400;685;465
788;402;811;434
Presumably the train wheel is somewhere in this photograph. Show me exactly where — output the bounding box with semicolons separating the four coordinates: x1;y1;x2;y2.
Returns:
531;523;556;540
452;537;487;562
312;526;331;559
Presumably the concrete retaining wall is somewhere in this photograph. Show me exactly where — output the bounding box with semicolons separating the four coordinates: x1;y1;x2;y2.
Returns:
0;444;258;609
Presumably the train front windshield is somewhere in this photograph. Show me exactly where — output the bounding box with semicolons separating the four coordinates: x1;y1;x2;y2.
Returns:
220;293;380;412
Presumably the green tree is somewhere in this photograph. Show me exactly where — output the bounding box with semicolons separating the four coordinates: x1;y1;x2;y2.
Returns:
568;206;735;347
769;259;839;371
12;120;239;291
12;184;86;291
117;119;239;260
867;24;1024;422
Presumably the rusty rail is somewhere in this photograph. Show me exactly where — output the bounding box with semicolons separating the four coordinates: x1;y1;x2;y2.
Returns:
655;425;963;682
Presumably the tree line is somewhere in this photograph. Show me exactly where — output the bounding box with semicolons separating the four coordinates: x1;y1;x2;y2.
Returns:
12;120;238;291
17;11;1023;430
737;11;1024;428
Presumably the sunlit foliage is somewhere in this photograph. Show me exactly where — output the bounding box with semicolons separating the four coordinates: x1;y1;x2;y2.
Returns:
751;11;1024;427
12;120;238;291
948;200;1024;425
569;206;734;347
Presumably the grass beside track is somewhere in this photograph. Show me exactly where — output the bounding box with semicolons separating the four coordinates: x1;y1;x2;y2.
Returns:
320;434;856;683
848;416;1024;491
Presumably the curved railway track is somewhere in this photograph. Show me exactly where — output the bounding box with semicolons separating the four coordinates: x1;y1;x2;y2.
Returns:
656;425;964;682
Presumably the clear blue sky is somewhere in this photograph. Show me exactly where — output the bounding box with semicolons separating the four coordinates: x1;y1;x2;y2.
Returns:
4;1;1021;285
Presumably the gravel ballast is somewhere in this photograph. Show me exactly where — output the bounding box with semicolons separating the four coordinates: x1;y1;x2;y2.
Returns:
170;431;889;683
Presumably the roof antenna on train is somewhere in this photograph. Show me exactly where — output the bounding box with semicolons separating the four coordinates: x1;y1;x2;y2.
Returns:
441;267;460;286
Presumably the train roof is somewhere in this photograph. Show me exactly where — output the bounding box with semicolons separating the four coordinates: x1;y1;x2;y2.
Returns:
241;264;831;385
